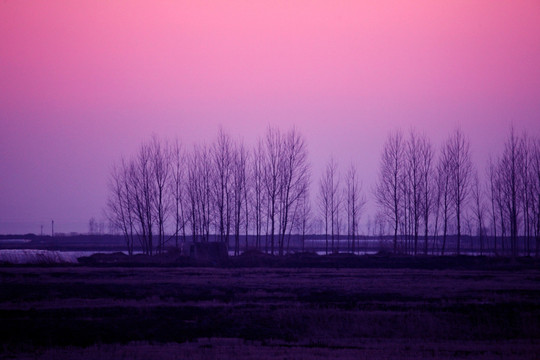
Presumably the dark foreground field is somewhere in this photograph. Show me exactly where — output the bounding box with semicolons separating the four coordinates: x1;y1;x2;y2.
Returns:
1;264;540;359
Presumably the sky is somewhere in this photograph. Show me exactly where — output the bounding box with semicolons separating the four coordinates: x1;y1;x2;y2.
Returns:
1;1;540;234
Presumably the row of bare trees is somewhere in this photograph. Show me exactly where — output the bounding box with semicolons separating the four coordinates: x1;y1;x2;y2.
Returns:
375;127;540;256
106;127;310;255
107;125;539;257
318;158;366;254
487;128;540;257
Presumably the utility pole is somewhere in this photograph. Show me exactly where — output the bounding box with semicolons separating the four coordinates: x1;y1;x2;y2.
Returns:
51;220;54;237
40;225;43;236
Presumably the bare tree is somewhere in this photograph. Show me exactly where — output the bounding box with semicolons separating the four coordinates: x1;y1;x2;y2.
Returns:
499;126;522;257
472;170;486;255
132;142;155;254
401;130;432;255
298;188;312;252
319;161;331;255
520;134;534;256
335;188;343;253
319;157;340;254
532;139;540;257
106;159;135;255
262;127;282;255
494;162;508;255
277;128;310;256
418;134;434;255
186;147;200;243
243;147;251;252
446;129;473;255
404;130;423;254
200;145;213;243
375;130;404;253
486;157;498;255
186;144;213;243
437;142;453;255
150;136;171;254
431;168;442;255
170;139;187;249
251;139;265;250
231;140;248;255
345;164;365;254
212;128;233;244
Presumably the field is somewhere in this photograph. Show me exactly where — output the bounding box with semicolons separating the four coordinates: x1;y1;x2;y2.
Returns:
1;262;540;359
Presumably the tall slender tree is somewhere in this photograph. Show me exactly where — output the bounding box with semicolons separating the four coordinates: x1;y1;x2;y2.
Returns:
319;157;340;254
445;129;473;255
345;164;365;254
472;170;486;254
150;136;171;254
262;127;282;255
417;135;434;255
375;130;404;253
277;128;310;256
212;128;233;244
170;139;187;249
500;126;522;257
251;139;265;250
437;141;453;255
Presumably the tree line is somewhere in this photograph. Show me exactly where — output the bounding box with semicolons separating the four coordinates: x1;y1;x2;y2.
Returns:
106;127;310;256
375;127;540;257
106;125;540;257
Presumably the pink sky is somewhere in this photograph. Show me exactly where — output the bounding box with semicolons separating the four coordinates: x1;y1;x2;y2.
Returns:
1;1;540;233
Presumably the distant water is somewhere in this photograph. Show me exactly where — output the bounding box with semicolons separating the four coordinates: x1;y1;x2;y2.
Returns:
315;250;378;256
0;249;99;264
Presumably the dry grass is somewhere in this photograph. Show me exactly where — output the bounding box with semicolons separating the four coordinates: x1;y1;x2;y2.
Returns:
7;339;540;360
1;266;539;359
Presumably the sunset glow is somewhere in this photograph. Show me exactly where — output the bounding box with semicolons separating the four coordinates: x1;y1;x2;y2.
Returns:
1;1;540;233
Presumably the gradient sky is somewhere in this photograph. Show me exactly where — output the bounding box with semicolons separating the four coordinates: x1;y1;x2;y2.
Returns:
1;1;540;234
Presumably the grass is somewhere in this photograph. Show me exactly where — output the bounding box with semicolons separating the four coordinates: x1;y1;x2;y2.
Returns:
1;266;539;359
7;339;540;360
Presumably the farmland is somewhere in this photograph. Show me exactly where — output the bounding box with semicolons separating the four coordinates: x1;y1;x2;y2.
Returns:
1;261;540;359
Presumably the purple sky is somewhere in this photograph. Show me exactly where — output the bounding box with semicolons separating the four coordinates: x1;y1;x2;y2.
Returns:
1;1;540;234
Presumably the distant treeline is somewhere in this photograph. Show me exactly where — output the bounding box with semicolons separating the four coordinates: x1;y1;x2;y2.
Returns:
375;127;540;258
107;128;310;256
106;126;540;257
